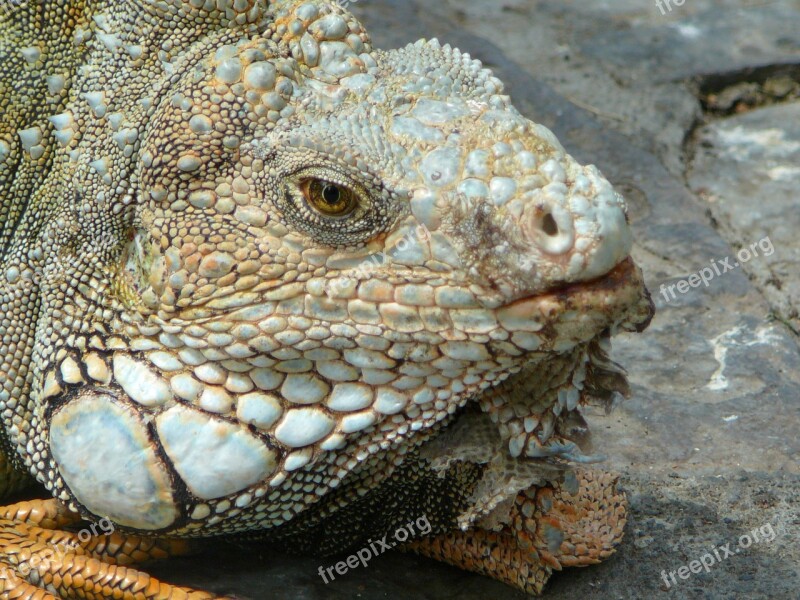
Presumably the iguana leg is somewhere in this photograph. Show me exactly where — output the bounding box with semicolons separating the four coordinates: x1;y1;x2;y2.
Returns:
0;499;224;599
403;469;627;596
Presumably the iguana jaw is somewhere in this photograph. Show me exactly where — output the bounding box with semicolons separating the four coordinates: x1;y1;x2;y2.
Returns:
493;257;654;347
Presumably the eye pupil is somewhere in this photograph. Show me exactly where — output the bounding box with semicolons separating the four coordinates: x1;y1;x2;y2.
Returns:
301;179;357;217
322;184;340;205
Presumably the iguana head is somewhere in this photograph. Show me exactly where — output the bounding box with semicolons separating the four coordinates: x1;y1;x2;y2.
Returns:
8;0;652;535
253;38;636;302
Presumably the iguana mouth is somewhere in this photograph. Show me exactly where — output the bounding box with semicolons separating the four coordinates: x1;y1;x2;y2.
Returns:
504;256;655;335
563;256;655;333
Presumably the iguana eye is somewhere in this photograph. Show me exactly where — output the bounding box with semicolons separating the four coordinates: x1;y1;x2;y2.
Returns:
301;179;357;217
267;162;399;246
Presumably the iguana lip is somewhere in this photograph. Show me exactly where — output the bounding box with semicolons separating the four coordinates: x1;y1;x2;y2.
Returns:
499;257;655;334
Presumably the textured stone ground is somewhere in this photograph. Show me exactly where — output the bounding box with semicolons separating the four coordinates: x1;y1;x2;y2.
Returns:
151;1;800;597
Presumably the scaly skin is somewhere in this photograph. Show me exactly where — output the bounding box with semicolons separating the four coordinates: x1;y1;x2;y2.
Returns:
0;0;654;597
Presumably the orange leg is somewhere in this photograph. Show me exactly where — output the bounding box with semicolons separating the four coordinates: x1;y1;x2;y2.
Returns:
402;469;627;595
0;499;226;600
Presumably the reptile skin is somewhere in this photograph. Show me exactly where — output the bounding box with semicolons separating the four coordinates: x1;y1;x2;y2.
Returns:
0;0;654;597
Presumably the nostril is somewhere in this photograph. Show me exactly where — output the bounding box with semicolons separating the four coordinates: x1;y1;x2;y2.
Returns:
541;212;558;236
523;202;574;255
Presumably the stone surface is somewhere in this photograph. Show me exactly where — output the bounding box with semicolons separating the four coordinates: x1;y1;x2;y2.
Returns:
149;1;800;597
689;102;800;333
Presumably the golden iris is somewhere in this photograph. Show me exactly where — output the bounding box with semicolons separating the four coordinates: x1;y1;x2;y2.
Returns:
301;179;358;216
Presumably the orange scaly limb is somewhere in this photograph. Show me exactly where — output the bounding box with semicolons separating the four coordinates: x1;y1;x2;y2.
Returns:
0;499;226;600
402;469;628;595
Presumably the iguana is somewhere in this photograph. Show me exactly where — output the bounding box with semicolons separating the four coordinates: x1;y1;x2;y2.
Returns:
0;0;654;597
